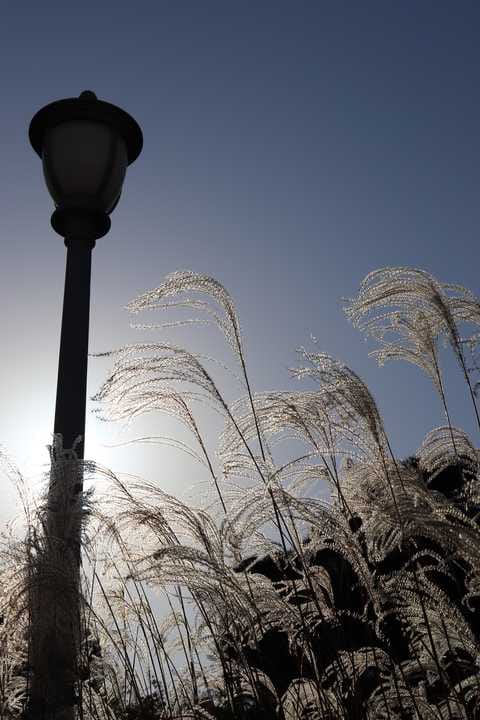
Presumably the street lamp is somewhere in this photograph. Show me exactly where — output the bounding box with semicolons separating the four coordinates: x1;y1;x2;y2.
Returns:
30;89;143;459
28;91;142;719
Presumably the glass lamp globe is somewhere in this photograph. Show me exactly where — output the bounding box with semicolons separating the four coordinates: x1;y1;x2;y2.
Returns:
29;90;143;241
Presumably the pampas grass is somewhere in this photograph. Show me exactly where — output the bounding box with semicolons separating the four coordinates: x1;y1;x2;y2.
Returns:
0;267;479;719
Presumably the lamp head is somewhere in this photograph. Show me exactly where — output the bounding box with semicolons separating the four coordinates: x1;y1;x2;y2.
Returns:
29;91;143;241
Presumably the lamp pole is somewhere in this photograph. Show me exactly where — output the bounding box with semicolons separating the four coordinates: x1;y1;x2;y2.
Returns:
54;235;93;461
28;91;142;719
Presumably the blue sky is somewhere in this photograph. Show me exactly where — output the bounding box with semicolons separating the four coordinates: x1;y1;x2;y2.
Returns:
1;2;480;516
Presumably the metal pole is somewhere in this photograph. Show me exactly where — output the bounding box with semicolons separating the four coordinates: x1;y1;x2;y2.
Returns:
28;236;94;720
54;236;94;459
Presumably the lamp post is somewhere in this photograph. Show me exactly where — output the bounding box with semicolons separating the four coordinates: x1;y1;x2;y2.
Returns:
28;91;142;719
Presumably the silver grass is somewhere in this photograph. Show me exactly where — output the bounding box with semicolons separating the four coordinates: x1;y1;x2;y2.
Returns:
384;569;478;657
281;678;344;719
217;391;342;492
93;343;228;420
0;557;28;718
1;267;477;718
417;426;478;477
124;270;271;468
126;271;245;364
345;266;480;430
345;267;459;347
290;350;388;458
367;681;468;720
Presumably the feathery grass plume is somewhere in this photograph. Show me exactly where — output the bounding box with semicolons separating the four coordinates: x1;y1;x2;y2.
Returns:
0;454;45;719
100;475;257;622
0;445;97;720
98;472;268;648
0;539;29;718
439;280;480;420
345;266;480;432
222;482;372;591
417;426;478;480
93;342;227;417
281;678;343;719
290;351;387;460
218;391;339;485
126;271;244;360
93;342;233;511
288;349;409;531
339;455;480;568
345;267;458;347
126;269;269;463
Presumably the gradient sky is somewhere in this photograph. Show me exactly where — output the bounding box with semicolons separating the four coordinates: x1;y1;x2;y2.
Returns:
1;2;480;518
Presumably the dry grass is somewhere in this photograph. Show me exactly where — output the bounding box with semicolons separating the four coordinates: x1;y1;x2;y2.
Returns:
0;267;479;718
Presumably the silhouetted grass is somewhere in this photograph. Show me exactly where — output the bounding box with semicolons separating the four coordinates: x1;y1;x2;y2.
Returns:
1;267;479;718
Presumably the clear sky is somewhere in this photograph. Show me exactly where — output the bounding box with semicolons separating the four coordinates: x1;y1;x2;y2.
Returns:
1;2;480;517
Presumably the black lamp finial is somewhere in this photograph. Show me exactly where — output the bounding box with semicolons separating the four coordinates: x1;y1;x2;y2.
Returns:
79;90;98;101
